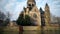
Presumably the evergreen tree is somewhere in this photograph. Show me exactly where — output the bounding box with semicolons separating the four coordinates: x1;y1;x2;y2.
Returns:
16;13;24;25
16;13;36;26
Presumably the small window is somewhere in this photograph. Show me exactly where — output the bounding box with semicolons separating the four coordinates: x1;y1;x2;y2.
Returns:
28;4;31;7
32;4;34;7
33;13;37;18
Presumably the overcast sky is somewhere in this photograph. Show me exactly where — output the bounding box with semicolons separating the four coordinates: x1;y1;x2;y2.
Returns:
0;0;60;21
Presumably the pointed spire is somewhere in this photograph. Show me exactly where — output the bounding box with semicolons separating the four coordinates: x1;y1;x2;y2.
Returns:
46;3;48;6
40;7;44;14
40;7;42;11
45;3;49;8
45;3;48;6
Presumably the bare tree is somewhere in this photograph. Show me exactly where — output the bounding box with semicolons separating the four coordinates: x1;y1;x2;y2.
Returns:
5;12;11;25
0;11;6;26
57;17;60;29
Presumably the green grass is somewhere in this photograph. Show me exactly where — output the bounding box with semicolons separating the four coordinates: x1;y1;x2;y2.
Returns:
0;30;59;34
0;27;60;34
3;31;19;34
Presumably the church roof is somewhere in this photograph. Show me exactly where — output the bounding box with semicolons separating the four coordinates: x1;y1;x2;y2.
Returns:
46;3;48;6
40;7;44;14
45;3;49;7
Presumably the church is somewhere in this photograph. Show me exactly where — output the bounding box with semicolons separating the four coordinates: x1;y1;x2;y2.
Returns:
17;0;51;30
19;0;51;26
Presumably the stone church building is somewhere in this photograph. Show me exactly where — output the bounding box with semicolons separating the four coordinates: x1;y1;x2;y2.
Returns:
19;0;51;30
20;0;50;26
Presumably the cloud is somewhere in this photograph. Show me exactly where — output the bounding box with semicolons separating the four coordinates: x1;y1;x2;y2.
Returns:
50;0;60;16
4;0;27;20
1;0;60;20
4;3;15;12
12;1;27;20
0;0;7;6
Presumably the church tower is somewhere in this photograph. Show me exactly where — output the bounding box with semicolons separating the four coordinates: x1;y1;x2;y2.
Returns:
40;7;45;26
18;0;51;30
27;0;36;11
45;3;51;27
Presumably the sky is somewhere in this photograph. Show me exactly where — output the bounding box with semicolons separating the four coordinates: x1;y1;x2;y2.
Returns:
0;0;60;21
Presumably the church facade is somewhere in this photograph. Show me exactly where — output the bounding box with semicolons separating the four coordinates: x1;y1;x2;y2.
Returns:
20;0;51;27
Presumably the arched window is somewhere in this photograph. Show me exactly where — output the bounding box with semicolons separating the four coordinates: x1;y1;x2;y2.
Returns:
28;4;31;7
32;4;34;7
33;13;37;18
